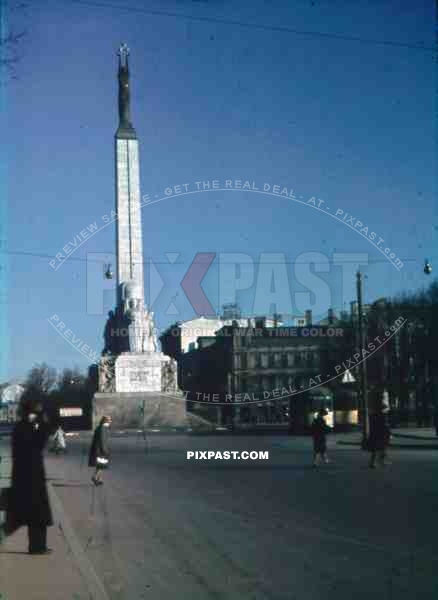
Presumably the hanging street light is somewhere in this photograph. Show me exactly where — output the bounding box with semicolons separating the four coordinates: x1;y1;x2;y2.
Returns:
424;259;432;275
104;263;114;279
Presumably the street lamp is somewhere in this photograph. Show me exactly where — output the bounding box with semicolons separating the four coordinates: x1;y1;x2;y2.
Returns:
356;270;369;446
424;259;432;275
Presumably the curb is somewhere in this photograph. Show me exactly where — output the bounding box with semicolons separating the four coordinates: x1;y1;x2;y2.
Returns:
48;483;110;600
392;433;438;441
337;440;438;450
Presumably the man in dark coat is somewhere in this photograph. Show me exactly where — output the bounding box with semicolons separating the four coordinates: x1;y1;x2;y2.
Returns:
311;409;331;467
1;399;53;554
89;416;112;486
368;400;391;468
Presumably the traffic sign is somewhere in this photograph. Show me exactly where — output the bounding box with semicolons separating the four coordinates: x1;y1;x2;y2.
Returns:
342;370;356;383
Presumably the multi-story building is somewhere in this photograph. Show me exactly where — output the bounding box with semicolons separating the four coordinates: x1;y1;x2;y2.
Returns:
161;312;345;428
159;311;312;364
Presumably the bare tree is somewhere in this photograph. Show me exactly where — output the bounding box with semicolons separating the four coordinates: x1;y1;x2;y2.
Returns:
23;363;57;396
0;3;26;75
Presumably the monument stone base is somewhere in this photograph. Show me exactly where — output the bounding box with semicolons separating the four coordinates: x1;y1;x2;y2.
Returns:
92;390;189;430
114;352;165;393
93;350;193;429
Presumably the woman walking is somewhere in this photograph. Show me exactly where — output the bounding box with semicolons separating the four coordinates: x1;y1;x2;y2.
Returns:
0;398;54;554
89;416;112;486
368;400;391;468
311;408;331;467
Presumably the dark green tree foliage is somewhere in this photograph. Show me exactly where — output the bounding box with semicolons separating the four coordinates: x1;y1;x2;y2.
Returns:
327;278;438;424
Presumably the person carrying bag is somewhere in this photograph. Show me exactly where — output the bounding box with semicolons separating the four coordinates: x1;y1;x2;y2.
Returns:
88;416;112;486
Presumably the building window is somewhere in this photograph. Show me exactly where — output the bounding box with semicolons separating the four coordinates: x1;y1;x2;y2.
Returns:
287;353;294;367
234;354;241;369
261;353;269;368
252;353;260;369
250;376;260;392
274;353;282;367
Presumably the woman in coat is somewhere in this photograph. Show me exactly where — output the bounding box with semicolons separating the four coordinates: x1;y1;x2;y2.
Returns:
368;400;391;468
311;408;331;467
1;398;54;554
89;416;112;486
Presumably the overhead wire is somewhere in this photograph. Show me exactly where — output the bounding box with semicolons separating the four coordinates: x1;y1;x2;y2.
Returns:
67;0;435;53
0;247;425;265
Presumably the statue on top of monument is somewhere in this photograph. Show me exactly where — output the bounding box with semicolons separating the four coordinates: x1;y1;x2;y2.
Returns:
118;42;133;130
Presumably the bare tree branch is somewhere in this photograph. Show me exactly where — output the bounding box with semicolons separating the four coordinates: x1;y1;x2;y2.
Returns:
0;3;27;75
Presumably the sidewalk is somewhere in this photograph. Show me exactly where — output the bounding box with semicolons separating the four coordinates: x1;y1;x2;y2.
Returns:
336;427;438;449
0;444;109;600
0;515;91;600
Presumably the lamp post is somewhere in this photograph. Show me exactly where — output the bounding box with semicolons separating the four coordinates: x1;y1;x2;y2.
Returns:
356;270;369;445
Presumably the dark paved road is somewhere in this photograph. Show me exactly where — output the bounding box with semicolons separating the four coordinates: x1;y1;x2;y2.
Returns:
15;433;438;599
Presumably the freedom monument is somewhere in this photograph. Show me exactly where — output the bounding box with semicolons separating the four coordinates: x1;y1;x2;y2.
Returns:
92;44;185;428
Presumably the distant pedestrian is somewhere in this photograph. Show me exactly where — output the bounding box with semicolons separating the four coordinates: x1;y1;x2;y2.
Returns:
311;409;331;467
368;401;391;468
50;425;67;454
0;398;54;554
433;405;438;437
89;416;112;486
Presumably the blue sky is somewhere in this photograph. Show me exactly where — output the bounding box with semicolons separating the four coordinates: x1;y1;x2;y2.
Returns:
1;0;436;381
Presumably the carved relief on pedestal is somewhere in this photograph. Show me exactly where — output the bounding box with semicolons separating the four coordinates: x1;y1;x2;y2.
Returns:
161;358;178;393
98;356;116;392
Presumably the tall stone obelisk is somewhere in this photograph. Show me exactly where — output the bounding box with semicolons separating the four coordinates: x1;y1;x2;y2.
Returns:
115;43;144;309
92;45;183;429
